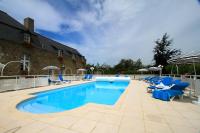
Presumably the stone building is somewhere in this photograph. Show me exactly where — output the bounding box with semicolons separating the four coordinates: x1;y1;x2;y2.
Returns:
0;10;86;75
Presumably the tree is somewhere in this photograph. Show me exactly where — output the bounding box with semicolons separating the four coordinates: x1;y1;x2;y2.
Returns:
153;33;181;68
113;59;143;74
85;58;144;74
85;64;95;74
114;59;134;74
101;63;113;74
135;59;143;69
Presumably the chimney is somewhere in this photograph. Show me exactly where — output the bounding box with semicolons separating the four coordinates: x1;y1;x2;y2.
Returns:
24;17;34;32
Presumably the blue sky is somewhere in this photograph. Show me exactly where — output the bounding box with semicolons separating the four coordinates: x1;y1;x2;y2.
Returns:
0;0;200;65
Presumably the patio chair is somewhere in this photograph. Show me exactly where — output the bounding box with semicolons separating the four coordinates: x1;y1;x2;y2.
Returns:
152;82;190;101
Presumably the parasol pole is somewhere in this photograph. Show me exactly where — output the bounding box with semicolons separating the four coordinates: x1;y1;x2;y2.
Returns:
170;64;174;75
176;64;179;75
192;58;197;79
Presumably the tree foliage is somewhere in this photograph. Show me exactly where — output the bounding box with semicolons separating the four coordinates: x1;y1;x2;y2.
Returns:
113;58;142;74
153;33;181;67
86;58;143;74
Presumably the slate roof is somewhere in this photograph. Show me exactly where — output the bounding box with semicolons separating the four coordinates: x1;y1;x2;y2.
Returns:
0;10;84;58
0;10;24;30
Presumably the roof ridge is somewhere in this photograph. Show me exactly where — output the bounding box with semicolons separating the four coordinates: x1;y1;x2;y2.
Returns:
0;10;25;30
0;10;7;14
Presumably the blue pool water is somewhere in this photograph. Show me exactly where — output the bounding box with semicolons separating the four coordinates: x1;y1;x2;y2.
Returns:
17;80;129;114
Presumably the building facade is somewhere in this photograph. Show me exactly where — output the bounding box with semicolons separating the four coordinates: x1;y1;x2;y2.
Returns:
0;10;86;75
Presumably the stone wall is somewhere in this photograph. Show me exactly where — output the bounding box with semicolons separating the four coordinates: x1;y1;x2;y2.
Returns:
0;13;86;76
0;40;85;75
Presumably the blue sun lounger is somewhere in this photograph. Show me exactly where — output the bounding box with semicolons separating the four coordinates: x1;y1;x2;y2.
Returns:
147;77;174;90
87;74;93;80
58;74;71;83
83;74;93;80
83;74;89;80
144;76;152;81
152;82;190;101
148;76;162;84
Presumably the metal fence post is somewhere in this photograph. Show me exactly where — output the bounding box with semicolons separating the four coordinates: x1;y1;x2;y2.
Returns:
33;75;36;88
15;76;18;90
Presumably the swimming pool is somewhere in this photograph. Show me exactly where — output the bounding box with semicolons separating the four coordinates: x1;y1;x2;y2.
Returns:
17;80;130;114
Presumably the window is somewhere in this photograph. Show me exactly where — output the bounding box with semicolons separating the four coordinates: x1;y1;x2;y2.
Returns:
72;54;76;60
42;43;46;49
24;33;31;44
58;50;63;57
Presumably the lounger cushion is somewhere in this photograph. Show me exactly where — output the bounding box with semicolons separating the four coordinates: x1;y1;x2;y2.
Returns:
153;90;170;101
148;86;157;89
153;89;184;101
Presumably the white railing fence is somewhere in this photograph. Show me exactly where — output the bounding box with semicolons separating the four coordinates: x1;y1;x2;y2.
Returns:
162;74;200;97
0;74;199;98
0;74;86;92
0;75;49;92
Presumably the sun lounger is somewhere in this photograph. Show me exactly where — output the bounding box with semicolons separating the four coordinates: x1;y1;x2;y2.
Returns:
88;74;93;80
148;76;162;84
83;74;88;80
147;77;175;91
148;79;181;90
83;74;93;80
48;78;62;85
58;74;71;83
152;82;190;101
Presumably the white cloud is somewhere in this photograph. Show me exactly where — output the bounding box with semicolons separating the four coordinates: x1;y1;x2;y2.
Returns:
1;0;200;65
0;0;64;32
72;0;200;65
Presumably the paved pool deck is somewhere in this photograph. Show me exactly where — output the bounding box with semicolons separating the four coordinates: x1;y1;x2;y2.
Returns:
0;80;200;133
